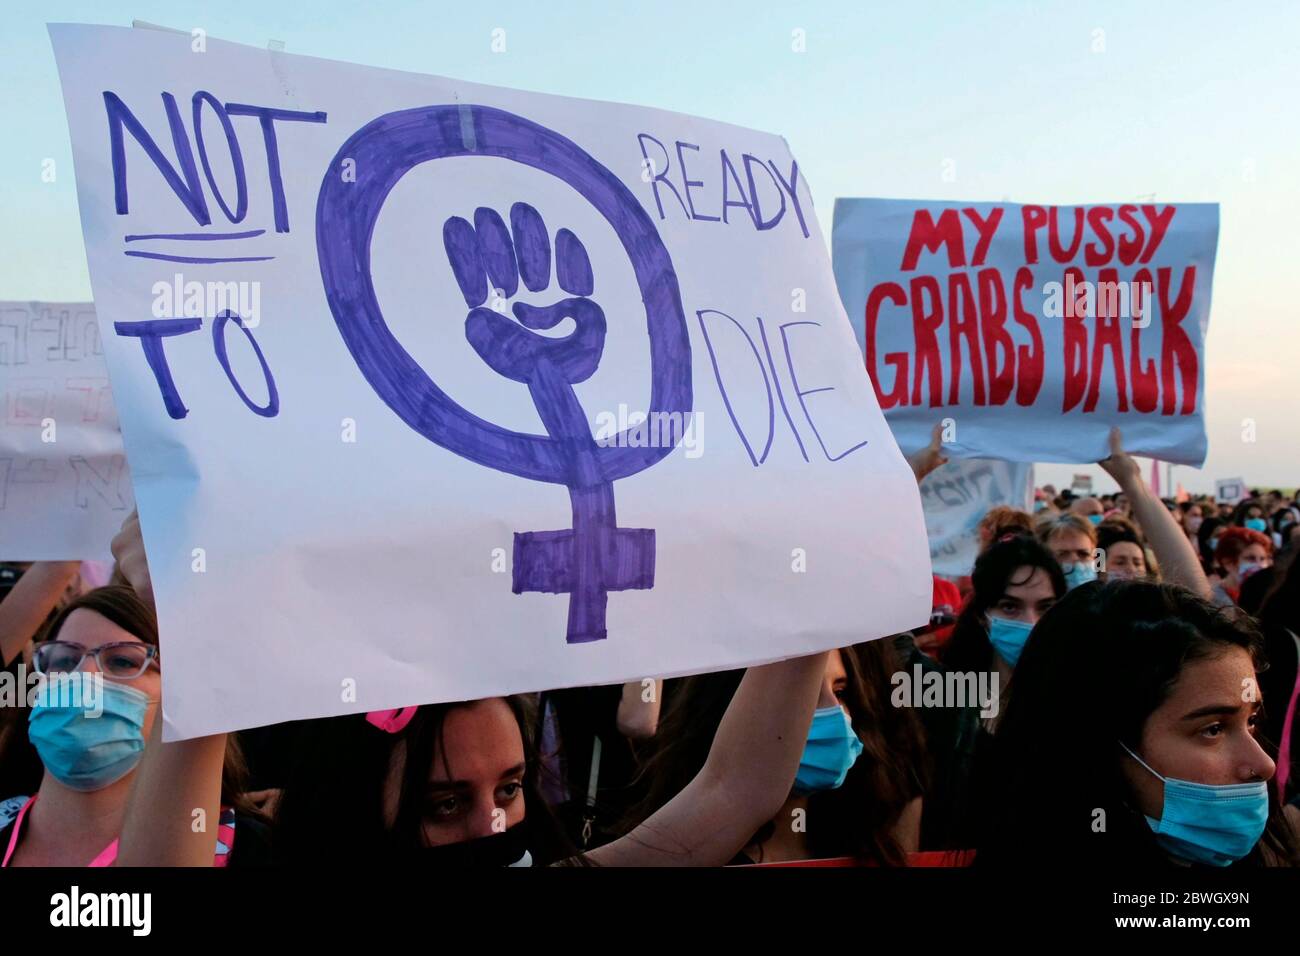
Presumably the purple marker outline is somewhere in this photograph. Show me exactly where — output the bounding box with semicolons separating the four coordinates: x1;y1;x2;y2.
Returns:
125;230;266;241
696;309;774;467
758;318;808;463
316;105;692;643
124;251;275;264
780;321;869;462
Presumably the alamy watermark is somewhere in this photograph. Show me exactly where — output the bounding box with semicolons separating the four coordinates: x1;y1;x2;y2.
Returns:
152;273;261;327
891;664;1000;719
593;404;704;458
0;667;103;716
1042;273;1152;325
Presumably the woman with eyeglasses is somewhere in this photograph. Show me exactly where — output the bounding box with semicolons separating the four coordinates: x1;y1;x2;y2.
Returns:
0;586;266;866
96;508;835;868
0;561;85;804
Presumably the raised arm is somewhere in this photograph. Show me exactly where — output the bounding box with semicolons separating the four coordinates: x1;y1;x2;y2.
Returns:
586;651;828;867
117;719;227;867
1099;428;1210;599
0;561;80;667
110;511;227;866
110;511;154;608
906;422;950;485
616;679;663;740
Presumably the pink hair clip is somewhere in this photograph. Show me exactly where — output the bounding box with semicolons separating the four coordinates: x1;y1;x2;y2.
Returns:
365;706;417;734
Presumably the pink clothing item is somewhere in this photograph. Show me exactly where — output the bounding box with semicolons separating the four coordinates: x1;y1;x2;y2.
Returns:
2;795;236;867
366;707;417;733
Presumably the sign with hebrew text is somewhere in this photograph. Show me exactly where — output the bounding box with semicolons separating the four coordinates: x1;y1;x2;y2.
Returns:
921;458;1033;578
0;301;132;560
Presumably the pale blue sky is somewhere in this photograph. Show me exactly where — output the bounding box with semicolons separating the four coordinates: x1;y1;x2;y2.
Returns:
4;1;1296;492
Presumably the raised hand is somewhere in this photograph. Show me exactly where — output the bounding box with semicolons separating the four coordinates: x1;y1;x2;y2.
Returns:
110;510;155;609
1097;426;1141;490
907;422;950;485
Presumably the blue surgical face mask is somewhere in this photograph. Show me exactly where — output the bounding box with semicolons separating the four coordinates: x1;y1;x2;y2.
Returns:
29;678;151;792
793;706;863;795
1087;513;1103;525
1062;561;1097;590
987;615;1034;668
1244;518;1267;533
1121;743;1269;867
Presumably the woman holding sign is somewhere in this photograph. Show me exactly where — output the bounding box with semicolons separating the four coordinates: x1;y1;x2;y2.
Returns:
619;642;927;865
108;511;834;867
1041;430;1210;599
0;584;267;867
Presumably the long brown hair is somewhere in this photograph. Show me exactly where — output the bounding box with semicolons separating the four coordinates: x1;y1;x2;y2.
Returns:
620;641;928;864
2;585;256;814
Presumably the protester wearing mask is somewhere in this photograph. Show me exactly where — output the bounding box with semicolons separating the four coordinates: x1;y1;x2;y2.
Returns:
1040;430;1209;598
1272;507;1299;551
1036;513;1100;590
108;506;834;867
978;580;1299;868
1069;497;1106;526
1198;516;1227;573
1211;527;1275;607
1180;502;1205;542
0;586;266;866
622;644;926;865
121;658;835;868
0;562;86;804
922;534;1065;850
946;535;1065;694
1097;518;1151;582
1233;499;1270;535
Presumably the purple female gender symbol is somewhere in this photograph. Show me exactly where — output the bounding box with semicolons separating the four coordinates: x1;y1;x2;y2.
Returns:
316;105;692;644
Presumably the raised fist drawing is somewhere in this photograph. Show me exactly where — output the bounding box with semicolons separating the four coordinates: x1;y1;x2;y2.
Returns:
445;202;606;387
320;104;694;645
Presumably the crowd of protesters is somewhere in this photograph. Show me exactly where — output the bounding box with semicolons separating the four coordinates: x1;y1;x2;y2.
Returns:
0;428;1296;869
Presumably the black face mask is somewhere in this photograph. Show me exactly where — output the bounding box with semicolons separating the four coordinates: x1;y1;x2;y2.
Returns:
395;819;533;868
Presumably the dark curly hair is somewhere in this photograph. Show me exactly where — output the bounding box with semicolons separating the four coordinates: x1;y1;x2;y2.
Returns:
944;534;1066;674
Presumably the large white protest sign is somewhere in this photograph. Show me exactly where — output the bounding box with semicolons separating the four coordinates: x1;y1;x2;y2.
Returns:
921;458;1033;578
0;301;132;560
832;198;1218;463
51;24;930;739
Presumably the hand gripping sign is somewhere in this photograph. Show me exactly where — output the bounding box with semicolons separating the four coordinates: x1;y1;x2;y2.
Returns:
317;106;692;643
